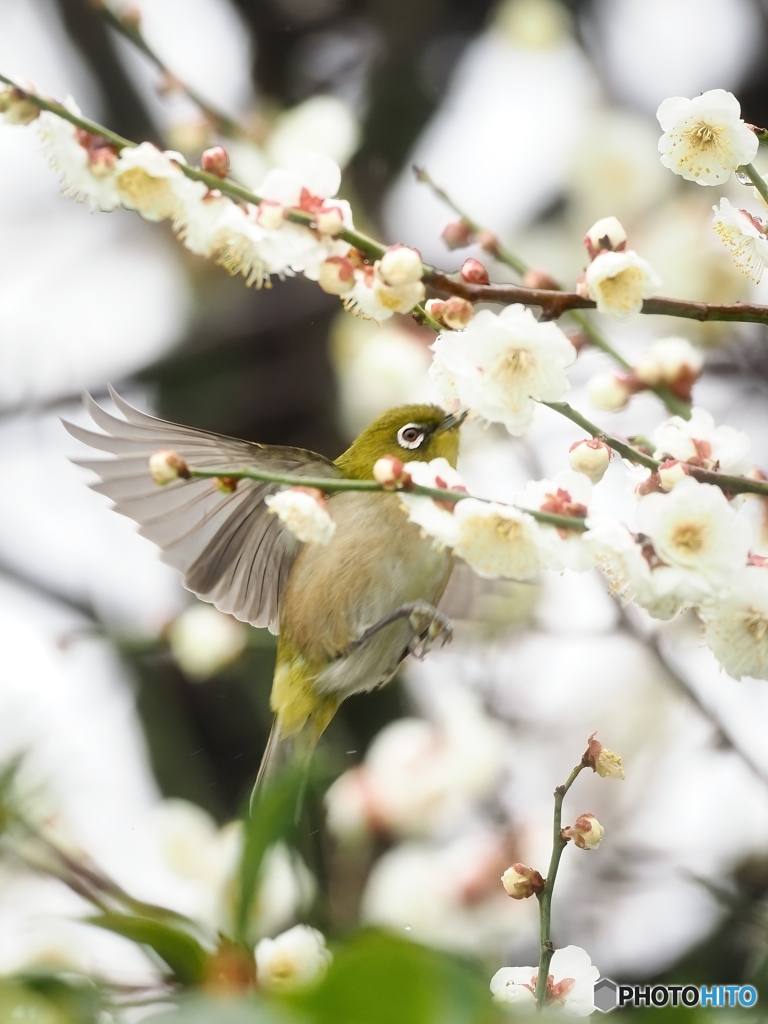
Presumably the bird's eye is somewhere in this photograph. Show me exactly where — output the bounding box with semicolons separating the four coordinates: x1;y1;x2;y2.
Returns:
397;423;426;450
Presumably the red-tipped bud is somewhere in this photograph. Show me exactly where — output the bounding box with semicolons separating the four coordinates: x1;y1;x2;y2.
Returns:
318;256;355;295
583;733;624;779
501;863;545;899
460;257;489;285
214;476;239;494
256;200;285;230
441;218;474;250
314;204;345;236
587;372;631;412
149;450;190;486
523;267;560;290
201;146;229;178
568;438;612;484
441;296;474;330
373;455;411;490
425;298;447;322
584;216;627;260
658;459;691;492
563;812;604;850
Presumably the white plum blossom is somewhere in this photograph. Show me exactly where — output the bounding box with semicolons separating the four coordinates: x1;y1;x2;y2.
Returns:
167;605;248;679
584;249;662;320
398;458;466;546
636;478;751;588
114;142;207;222
712;197;768;282
491;945;599;1017
657;89;758;185
429;305;576;435
652;407;752;476
254;925;332;993
587;372;631;412
378;245;423;287
634;337;703;392
38;102;121;211
451;500;543;580
325;688;506;839
699;567;768;680
584;515;712;620
516;471;593;572
568;439;611;484
265;488;336;545
584;215;627;258
344;264;425;323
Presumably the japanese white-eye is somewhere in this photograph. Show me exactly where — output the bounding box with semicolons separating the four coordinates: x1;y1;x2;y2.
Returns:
65;391;463;781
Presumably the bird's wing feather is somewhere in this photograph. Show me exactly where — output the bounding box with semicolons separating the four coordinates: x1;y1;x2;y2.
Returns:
62;388;339;632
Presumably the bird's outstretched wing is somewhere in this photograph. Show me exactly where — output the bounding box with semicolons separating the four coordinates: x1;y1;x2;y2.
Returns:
63;388;339;633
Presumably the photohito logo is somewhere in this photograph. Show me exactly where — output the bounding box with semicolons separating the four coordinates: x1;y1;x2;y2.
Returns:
593;978;758;1012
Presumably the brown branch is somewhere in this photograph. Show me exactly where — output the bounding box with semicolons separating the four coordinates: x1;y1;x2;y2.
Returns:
428;272;768;327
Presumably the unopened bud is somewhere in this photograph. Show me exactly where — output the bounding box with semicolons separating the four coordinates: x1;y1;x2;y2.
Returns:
214;476;239;494
636;471;663;496
633;337;703;401
501;863;545;899
425;298;447;322
441;296;474;330
460;257;489;285
587;372;631;412
658;459;690;492
314;204;345;236
201;146;229;178
0;87;40;126
563;812;604;850
583;733;624;780
475;229;500;255
568;439;611;484
122;5;142;27
522;267;559;290
373;455;411;489
318;256;355;295
149;450;190;486
441;219;474;250
378;245;423;287
584;216;627;260
256;200;285;231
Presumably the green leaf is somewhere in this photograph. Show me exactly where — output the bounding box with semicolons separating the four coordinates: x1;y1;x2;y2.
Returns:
87;913;208;984
233;763;310;944
289;930;504;1024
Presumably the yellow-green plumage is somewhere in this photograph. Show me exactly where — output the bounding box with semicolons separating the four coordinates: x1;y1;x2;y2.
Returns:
272;404;461;748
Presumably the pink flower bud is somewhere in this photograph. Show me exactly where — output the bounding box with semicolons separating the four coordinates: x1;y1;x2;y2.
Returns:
201;146;229;178
441;219;474;250
584;216;627;260
501;863;545;899
441;296;474;330
149;450;190;486
568;439;612;484
318;256;355;295
658;459;691;492
425;298;447;322
460;258;490;285
256;200;285;230
583;733;624;779
373;455;411;489
314;204;345;236
563;812;604;850
378;245;423;287
475;229;499;255
522;267;560;290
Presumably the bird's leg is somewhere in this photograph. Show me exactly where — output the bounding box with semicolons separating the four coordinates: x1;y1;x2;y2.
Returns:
343;601;453;659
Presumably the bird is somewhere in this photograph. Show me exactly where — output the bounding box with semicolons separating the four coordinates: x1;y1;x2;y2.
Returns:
64;390;464;787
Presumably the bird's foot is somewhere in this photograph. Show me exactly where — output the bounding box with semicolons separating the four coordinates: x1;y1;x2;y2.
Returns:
343;601;453;658
407;601;453;658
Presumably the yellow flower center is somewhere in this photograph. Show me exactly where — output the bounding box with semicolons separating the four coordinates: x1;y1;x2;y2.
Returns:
684;121;725;153
670;521;705;554
744;610;768;642
495;347;535;385
116;167;177;218
597;266;646;311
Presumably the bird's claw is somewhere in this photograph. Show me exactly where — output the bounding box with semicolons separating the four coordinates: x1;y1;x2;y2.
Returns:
408;602;453;658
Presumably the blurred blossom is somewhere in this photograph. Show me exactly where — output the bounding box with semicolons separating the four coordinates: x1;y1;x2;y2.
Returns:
361;830;527;955
267;95;359;173
331;315;437;437
589;0;761;113
568;110;673;225
254;924;331;993
326;686;506;840
168;604;248;679
491;944;599;1015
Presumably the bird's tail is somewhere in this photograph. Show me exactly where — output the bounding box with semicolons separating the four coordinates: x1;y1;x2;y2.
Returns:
249;717;315;822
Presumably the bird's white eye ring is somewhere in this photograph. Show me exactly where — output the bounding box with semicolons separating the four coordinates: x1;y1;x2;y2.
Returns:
397;423;426;449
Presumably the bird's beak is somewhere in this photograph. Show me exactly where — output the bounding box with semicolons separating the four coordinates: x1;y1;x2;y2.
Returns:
435;410;468;433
